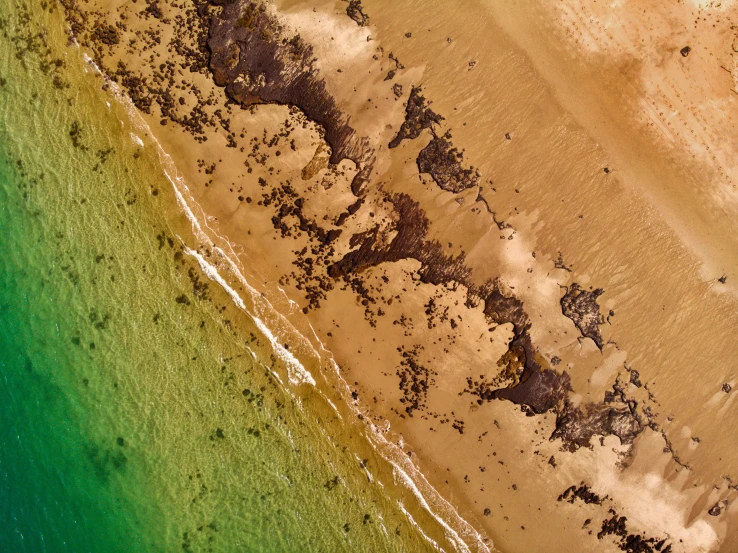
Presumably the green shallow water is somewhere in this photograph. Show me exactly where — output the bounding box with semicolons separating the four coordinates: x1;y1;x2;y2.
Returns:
0;3;443;552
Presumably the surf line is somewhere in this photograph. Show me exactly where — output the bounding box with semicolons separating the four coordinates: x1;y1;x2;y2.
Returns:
80;52;317;388
79;50;492;553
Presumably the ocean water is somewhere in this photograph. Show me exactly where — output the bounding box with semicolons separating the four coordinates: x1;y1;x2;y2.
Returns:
0;3;450;552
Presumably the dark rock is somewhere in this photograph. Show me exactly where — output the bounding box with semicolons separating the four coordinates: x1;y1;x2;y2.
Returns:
629;370;642;388
552;400;642;452
388;86;443;148
558;483;604;505
708;501;723;516
560;283;605;349
345;0;369;27
483;286;529;336
208;1;374;192
417;132;480;193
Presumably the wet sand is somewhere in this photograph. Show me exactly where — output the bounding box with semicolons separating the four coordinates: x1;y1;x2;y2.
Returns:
57;0;738;550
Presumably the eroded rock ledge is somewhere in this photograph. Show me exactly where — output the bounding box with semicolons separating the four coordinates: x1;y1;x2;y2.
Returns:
389;87;480;193
417;132;481;193
560;283;605;349
345;0;369;27
208;0;375;192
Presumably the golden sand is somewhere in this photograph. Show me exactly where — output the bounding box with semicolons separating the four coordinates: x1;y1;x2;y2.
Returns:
58;0;738;550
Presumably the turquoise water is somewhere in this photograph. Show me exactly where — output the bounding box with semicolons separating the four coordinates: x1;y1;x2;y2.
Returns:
0;3;445;552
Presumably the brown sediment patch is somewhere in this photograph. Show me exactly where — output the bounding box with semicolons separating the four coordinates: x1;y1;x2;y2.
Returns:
301;143;331;180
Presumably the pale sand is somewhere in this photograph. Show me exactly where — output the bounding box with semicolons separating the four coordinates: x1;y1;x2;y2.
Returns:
60;0;738;550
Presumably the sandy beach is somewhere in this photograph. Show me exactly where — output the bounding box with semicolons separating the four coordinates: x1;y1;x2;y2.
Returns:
56;0;738;550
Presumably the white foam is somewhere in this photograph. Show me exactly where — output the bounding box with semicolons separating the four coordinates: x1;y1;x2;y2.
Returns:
129;133;144;148
354;453;374;484
392;466;473;553
324;397;343;420
86;61;319;389
326;360;493;553
185;246;315;387
399;504;446;553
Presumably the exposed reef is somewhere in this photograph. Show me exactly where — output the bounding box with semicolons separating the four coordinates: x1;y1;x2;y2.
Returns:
327;193;471;286
552;400;642;452
208;0;374;191
388;86;443;149
388;87;478;193
59;0;655;456
417;132;480;193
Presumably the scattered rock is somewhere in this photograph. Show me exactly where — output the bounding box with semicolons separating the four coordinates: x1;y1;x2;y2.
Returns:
708;500;726;516
558;483;604;505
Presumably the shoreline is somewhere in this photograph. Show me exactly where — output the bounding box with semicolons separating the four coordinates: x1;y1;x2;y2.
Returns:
82;21;494;552
55;0;738;551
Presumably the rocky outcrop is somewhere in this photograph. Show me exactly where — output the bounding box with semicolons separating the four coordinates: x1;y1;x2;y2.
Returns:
552;401;642;452
66;0;649;454
208;0;374;191
560;283;605;349
202;0;648;455
327;193;472;286
417;132;480;193
345;0;369;27
388;86;443;148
